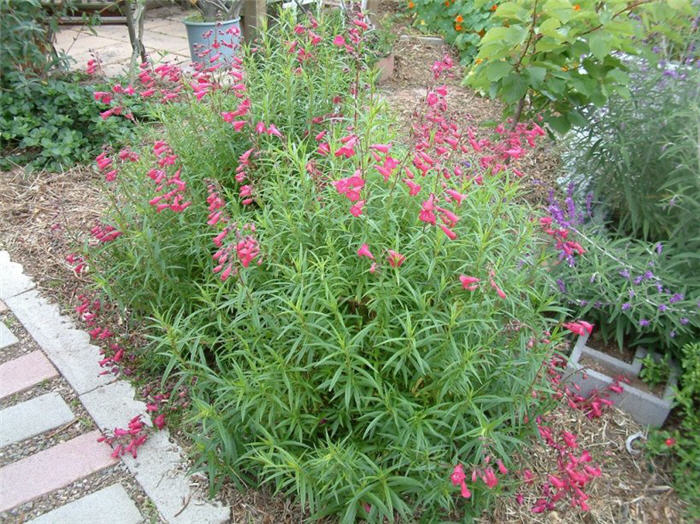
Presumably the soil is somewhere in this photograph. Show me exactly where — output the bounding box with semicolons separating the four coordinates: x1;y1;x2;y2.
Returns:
0;1;687;522
578;355;667;398
586;331;637;364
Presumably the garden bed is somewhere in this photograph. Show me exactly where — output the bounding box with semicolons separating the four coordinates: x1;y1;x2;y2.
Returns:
0;1;693;520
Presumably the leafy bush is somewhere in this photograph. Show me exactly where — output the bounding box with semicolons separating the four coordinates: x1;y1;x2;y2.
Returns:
464;0;696;132
646;341;700;519
639;353;671;387
0;0;136;170
409;0;498;63
543;190;699;358
0;75;138;171
86;11;564;521
564;60;700;249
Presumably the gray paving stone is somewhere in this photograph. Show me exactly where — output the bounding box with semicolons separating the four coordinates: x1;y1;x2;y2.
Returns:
5;289;114;394
0;251;35;300
79;381;149;431
0;392;74;448
81;382;229;522
28;483;142;524
0;322;18;350
122;431;230;523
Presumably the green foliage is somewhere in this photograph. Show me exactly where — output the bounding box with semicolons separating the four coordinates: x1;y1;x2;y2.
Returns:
646;341;700;518
464;0;696;132
548;226;699;358
564;62;700;250
411;0;499;63
0;0;136;171
0;76;137;171
0;0;69;81
88;12;563;521
639;353;671;387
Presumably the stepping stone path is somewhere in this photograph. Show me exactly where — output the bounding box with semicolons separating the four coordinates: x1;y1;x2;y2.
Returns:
0;251;230;522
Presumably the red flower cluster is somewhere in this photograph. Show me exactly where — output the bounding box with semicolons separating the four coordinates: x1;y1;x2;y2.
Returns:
147;141;191;213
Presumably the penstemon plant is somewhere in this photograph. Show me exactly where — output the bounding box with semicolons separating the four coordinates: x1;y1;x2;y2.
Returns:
81;8;598;522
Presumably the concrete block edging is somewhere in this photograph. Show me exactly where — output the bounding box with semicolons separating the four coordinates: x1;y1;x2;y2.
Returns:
566;334;678;427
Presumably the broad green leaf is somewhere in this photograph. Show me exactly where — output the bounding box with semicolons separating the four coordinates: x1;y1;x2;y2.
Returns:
505;25;528;46
542;0;576;23
538;18;562;39
500;73;529;103
589;33;611;60
525;66;547;84
494;2;528;22
547;114;571;134
486;61;513;82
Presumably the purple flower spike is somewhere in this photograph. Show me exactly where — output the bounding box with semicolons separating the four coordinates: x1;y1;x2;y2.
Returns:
622;302;631;311
639;319;650;327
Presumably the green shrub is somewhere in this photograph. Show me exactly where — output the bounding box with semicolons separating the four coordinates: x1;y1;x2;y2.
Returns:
0;75;138;171
0;0;137;171
646;341;700;519
87;12;563;521
543;207;699;358
464;0;696;131
564;61;700;250
410;0;499;64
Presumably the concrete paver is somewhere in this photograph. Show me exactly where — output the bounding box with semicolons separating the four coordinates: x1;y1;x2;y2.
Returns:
55;8;195;75
0;351;58;399
0;251;35;300
81;381;230;522
6;289;114;395
0;430;117;512
0;322;19;350
28;483;142;524
0;392;74;448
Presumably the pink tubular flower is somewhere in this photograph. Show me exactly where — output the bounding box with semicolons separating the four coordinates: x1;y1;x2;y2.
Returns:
439;223;457;240
153;414;166;429
403;178;421;196
496;459;508;475
267;123;282;137
562;431;578;449
489;277;507;299
451;464;466;486
459;275;480;291
387;250;405;268
349;200;365;217
334;135;358;158
418;194;437;225
232;120;246;131
370;143;390;153
482;467;499;488
460;482;472;499
236;236;260;267
333;35;346;47
357;243;374;260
